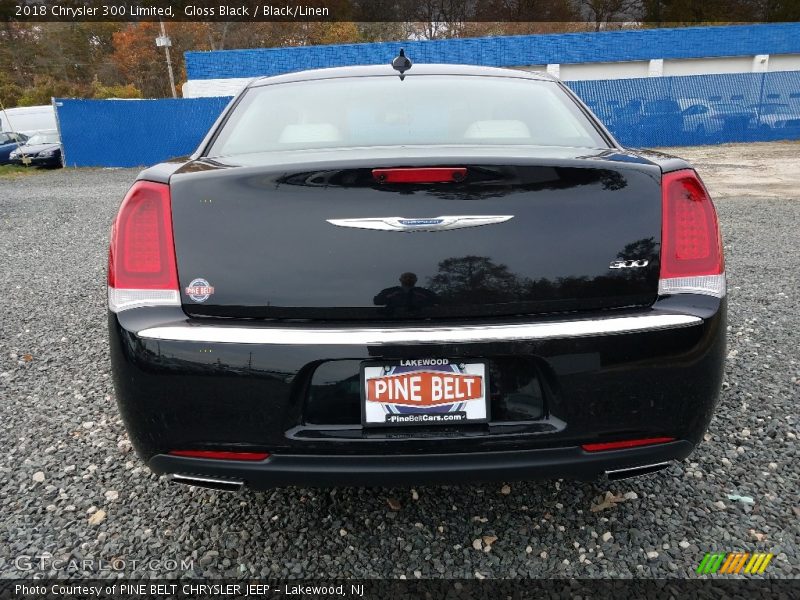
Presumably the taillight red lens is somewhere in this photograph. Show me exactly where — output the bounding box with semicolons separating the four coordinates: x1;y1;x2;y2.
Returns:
372;167;467;184
169;450;270;461
582;437;675;452
108;181;178;290
660;169;723;280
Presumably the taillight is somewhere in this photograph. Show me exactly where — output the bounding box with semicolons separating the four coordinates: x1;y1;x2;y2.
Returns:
372;167;467;184
108;181;180;312
658;169;725;297
168;450;270;461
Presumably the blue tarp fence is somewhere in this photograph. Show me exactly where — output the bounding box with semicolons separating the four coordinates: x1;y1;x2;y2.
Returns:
55;71;800;168
55;97;231;168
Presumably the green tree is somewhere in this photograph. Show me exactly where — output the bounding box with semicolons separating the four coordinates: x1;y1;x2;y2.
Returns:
91;79;142;99
428;256;528;303
0;71;22;108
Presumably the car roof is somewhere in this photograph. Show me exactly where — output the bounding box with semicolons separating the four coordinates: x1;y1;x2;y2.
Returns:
249;64;556;88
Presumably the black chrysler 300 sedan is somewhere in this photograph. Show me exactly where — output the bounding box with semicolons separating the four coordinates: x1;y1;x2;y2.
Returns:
108;61;725;491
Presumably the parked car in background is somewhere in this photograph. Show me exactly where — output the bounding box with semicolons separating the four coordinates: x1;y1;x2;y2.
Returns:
605;98;683;145
108;61;726;491
8;129;63;168
750;103;800;131
639;99;684;144
607;98;644;134
707;102;755;132
0;131;28;164
677;98;720;137
678;100;755;137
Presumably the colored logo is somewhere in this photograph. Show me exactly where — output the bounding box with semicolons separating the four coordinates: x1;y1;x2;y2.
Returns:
362;361;488;425
185;278;214;303
366;370;483;408
697;552;773;575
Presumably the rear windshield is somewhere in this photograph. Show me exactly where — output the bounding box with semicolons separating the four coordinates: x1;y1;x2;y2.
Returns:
26;131;59;145
207;76;607;157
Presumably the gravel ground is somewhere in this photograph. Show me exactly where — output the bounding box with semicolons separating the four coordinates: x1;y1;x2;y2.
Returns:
0;143;798;580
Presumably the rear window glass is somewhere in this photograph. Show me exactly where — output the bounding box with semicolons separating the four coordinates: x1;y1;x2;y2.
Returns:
207;76;606;157
26;131;59;145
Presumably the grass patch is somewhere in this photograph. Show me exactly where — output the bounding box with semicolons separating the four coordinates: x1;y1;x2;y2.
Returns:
0;164;40;179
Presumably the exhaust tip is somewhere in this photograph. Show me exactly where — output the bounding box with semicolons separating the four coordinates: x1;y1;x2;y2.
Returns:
169;474;244;492
605;462;670;481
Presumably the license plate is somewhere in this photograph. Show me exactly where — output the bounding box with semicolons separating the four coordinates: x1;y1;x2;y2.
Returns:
361;359;489;427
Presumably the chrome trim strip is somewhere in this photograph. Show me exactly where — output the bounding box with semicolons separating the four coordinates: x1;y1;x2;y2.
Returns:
604;462;671;475
169;474;244;488
604;462;671;480
137;314;702;346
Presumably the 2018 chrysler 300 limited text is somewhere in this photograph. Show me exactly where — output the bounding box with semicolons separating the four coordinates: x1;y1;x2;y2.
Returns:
108;55;725;491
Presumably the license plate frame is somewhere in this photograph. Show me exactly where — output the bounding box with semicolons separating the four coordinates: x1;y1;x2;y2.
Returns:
360;359;490;428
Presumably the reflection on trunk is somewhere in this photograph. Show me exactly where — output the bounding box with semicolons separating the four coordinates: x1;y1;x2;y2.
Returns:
426;239;657;307
428;255;525;304
373;272;439;317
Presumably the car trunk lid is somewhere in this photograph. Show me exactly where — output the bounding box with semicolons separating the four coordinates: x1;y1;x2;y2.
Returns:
169;147;663;321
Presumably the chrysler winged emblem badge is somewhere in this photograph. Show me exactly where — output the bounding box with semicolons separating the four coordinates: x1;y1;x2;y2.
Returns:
326;215;514;232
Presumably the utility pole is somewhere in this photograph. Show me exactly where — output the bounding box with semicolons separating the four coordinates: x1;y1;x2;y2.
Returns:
156;20;177;98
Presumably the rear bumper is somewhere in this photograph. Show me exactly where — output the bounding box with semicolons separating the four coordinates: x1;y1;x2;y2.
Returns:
150;440;694;489
110;294;726;487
